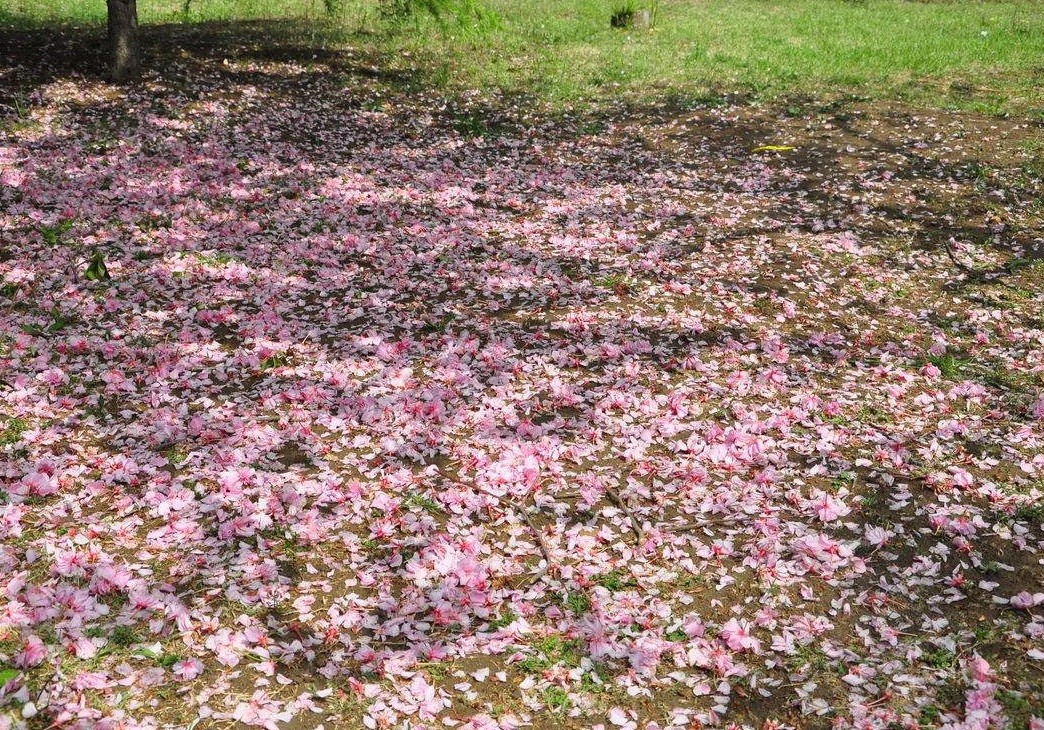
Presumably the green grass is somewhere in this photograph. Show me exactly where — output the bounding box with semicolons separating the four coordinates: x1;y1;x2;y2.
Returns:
3;1;1043;113
0;417;29;448
542;686;572;712
564;590;592;615
922;646;958;671
518;634;585;673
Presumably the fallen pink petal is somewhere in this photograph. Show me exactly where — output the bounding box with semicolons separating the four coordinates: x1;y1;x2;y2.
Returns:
0;3;1043;729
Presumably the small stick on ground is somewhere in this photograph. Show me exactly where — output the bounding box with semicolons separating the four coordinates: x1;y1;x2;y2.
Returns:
606;487;644;546
942;237;972;273
515;501;556;586
662;518;734;533
940;235;1023;291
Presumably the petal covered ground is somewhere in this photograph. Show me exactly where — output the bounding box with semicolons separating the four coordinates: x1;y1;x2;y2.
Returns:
2;50;1044;730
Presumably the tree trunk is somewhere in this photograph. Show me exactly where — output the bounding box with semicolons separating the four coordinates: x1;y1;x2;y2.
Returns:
107;0;139;82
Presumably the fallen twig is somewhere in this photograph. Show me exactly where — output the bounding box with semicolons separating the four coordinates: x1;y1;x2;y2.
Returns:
606;487;644;546
662;518;734;533
515;500;556;586
942;237;972;273
940;236;1024;291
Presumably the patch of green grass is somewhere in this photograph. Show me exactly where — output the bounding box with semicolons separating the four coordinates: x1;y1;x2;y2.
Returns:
788;642;833;674
422;662;448;680
920;352;1034;394
594;273;632;292
859;489;881;511
486;609;517;630
856;403;892;424
998;689;1043;730
975;364;1037;393
451;111;491;137
0;417;29;448
664;628;687;643
165;445;191;467
516;654;550;673
542;686;571;712
673;571;709;590
6;0;1044;113
194;251;237;266
972;623;997;645
404;493;444;515
519;634;585;674
136;645;181;668
593;569;634;592
39;219;74;247
924;353;968;379
831;470;857;491
109;625;140;648
375;0;1043;112
980;560;1003;575
563;590;591;615
359;538;382;552
260;353;291;370
1013;501;1044;523
1008;257;1044;275
325;686;364;717
922;646;958;671
919;704;942;727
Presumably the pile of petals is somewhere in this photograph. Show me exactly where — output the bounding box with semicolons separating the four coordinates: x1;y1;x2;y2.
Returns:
1;53;1043;730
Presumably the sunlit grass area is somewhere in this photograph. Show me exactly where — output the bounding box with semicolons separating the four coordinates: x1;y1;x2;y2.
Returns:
2;0;1043;113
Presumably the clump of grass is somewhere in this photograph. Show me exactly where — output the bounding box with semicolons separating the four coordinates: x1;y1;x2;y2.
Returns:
359;538;382;552
165;445;191;467
919;704;942;727
404;493;445;515
486;609;517;630
451;111;492;137
109;625;141;648
593;569;634;592
831;471;857;491
0;417;29;448
997;689;1043;730
542;686;571;712
1013;501;1044;523
924;353;967;379
664;628;687;642
788;642;833;674
39;219;74;247
194;251;237;266
610;2;637;29
518;634;585;674
972;623;997;645
260;352;291;370
921;646;958;670
594;272;634;294
564;590;591;615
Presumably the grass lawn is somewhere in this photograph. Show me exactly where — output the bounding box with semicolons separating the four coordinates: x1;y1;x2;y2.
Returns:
2;0;1043;113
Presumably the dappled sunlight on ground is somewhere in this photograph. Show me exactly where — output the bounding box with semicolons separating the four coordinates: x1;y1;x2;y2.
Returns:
1;33;1044;730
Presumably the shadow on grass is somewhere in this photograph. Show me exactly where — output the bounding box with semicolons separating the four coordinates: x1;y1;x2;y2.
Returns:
0;17;415;106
